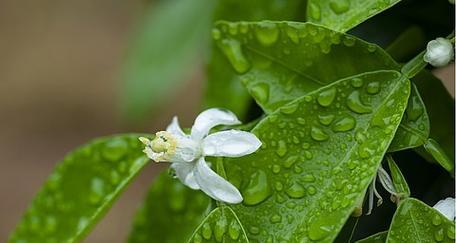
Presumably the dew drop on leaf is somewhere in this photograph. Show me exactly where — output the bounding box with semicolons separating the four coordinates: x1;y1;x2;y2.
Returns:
311;126;329;141
434;228;445;242
406;94;424;121
308;215;333;241
193;233;203;243
101;138;128;161
242;170;272;206
283;156;298;168
285;182;306;199
331;115;356;132
276;140;288;157
317;87;337;107
318;114;335;126
218;39;250;74
270;214;282;223
346;90;372;114
214;217;227;242
280;103;299;114
255;21;280;47
308;2;321;20
350;77;363;88
366;82;380;94
432;214;442;226
202;222;212;240
329;0;350;14
228;219;240;240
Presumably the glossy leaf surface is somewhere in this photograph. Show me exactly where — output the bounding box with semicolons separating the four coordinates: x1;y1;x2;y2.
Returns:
306;0;401;32
10;134;150;242
224;70;410;242
386;198;455;242
187;206;249;243
356;231;387;243
214;21;428;152
128;171;212;243
122;0;214;120
204;0;306;118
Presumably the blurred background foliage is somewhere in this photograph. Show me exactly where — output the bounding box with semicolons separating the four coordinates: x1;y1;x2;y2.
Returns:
0;0;453;242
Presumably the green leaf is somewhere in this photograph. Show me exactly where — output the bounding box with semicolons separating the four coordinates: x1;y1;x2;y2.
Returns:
423;139;454;173
128;171;212;243
213;21;400;113
187;206;249;243
224;70;410;242
386;155;410;200
213;21;428;152
386;198;455;242
122;0;215;120
204;0;306;119
388;84;430;152
9;134;150;242
306;0;401;32
356;231;387;243
414;70;455;163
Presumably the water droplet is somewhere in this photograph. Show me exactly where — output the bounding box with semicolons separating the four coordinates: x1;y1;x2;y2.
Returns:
219;39;250;74
281;103;299;114
284;156;298;168
432;214;442;226
308;3;321;20
318;114;335;126
308;214;337;241
351;78;363;88
286;24;300;44
347;90;372;114
342;36;356;47
285;182;306;198
332;115;356;132
297;118;306;125
358;142;375;159
367;44;377;53
435;228;445;242
302;174;315;182
214;217;227;242
251;83;269;103
255;21;280;46
366;82;380;94
102;138;128;161
276;140;288;157
329;0;350;14
304;150;313;159
270;214;282;223
202;222;212;240
274;181;284;191
89;177;105;205
242;170;271;206
317;87;337;107
249;226;260;235
307;186;317;195
272;164;281;174
311;126;329;141
228;219;240;240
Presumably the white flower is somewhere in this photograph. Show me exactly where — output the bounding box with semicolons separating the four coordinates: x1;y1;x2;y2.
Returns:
366;164;398;215
139;108;262;204
433;197;455;221
423;37;454;67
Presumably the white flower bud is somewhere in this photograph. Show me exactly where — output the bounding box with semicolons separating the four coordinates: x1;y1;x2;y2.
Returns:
423;37;454;67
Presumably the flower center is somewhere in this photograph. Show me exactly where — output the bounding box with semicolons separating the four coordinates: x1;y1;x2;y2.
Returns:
151;131;177;155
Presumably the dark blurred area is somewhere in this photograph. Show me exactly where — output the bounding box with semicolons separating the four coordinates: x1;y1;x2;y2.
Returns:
0;1;203;242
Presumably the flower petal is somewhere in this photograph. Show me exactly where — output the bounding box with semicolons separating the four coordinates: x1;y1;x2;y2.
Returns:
202;130;262;157
433;197;455;221
166;116;185;136
171;162;199;190
193;157;242;204
191;108;241;140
